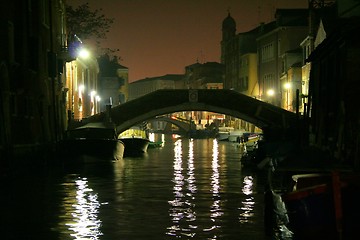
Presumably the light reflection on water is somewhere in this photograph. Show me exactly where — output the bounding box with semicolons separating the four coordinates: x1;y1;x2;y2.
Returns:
239;175;255;223
207;139;222;236
167;138;195;237
51;136;266;239
166;138;258;239
60;176;103;239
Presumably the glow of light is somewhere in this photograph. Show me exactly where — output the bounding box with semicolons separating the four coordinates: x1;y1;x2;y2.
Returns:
267;89;275;96
90;90;96;97
78;48;90;59
78;84;85;93
148;132;155;142
172;134;181;139
284;82;291;89
96;95;101;102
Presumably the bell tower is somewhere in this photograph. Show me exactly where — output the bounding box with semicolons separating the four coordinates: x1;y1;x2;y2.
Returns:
220;10;236;64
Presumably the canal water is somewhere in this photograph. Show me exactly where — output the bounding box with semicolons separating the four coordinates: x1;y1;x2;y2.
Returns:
1;134;272;240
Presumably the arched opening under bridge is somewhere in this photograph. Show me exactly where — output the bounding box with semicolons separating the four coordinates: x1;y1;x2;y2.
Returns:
148;116;195;133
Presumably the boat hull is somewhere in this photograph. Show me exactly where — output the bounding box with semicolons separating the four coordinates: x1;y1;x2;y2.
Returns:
228;130;246;142
216;131;230;141
280;173;360;239
121;137;150;157
60;138;125;163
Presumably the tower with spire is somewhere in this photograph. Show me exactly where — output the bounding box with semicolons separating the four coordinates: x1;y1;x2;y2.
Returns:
221;11;236;64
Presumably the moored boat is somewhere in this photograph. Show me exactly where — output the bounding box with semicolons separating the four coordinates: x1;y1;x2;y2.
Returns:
60;122;125;163
243;132;262;151
148;141;163;148
215;126;233;141
119;125;150;156
228;129;246;142
265;162;360;240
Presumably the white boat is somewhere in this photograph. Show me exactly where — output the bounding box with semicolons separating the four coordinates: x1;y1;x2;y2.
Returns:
60;122;125;163
119;125;150;156
215;126;233;141
243;133;261;151
228;129;246;142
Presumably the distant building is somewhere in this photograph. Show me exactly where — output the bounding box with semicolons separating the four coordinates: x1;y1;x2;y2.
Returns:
279;48;303;112
97;54;128;111
128;74;185;101
221;12;261;130
221;8;308;130
184;61;224;89
184;61;225;128
128;74;185;131
256;9;309;106
222;16;259;96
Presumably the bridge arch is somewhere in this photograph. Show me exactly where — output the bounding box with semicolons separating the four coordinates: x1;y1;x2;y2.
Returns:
79;89;299;140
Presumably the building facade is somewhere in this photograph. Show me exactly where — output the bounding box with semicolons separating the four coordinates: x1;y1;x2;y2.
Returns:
0;0;68;167
306;0;360;168
97;54;128;112
221;14;262;131
257;9;309;106
64;48;100;122
128;74;185;101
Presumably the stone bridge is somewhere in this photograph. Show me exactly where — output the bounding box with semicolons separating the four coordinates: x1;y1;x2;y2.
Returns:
76;89;300;141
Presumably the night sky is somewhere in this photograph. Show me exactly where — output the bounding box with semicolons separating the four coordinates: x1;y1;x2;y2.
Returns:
68;0;308;82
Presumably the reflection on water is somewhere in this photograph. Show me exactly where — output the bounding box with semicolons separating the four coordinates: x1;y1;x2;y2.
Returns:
206;139;222;236
166;138;260;239
1;136;268;239
59;176;103;239
167;138;197;237
240;175;255;223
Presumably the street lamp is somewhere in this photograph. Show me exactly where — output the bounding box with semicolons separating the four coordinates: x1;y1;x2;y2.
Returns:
266;89;275;97
78;47;90;59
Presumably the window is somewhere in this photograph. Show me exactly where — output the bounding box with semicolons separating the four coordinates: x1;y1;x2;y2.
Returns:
264;73;275;90
261;42;274;62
